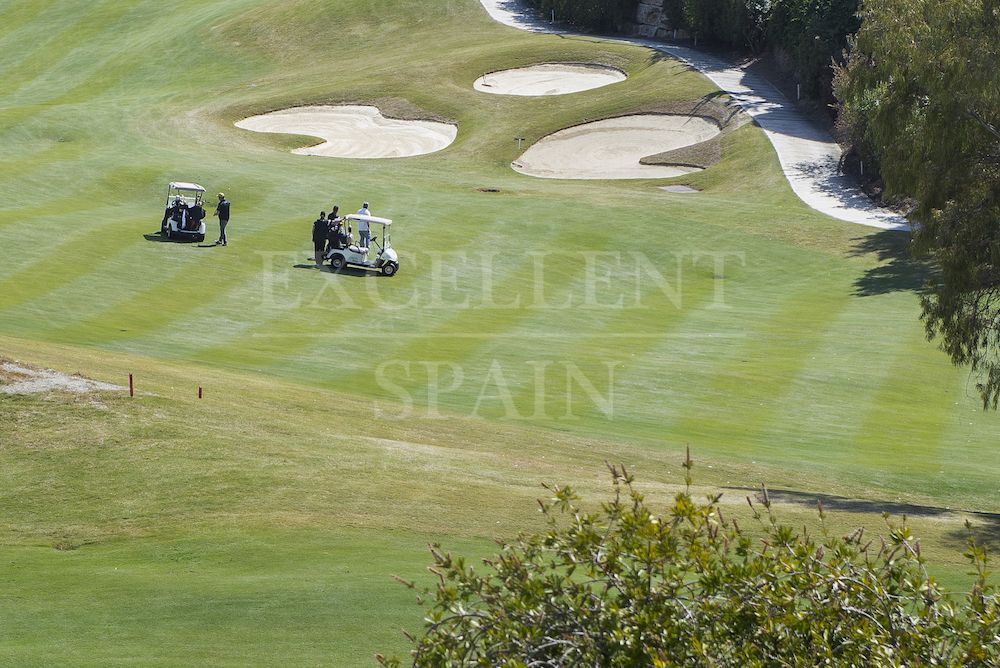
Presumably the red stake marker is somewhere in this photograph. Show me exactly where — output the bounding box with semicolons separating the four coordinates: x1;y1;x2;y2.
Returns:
198;386;203;399
129;373;134;397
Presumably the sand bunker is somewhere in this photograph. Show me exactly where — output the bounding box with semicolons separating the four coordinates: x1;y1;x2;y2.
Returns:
474;63;625;96
512;114;720;180
235;105;457;158
0;362;124;395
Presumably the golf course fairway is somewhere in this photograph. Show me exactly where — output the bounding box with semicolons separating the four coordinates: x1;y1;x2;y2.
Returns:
1;0;997;665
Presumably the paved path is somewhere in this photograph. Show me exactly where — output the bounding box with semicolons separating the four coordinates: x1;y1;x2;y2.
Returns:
478;0;909;230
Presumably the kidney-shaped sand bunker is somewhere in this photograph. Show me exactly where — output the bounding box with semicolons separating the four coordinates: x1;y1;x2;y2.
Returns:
474;63;626;96
512;114;720;180
235;105;457;158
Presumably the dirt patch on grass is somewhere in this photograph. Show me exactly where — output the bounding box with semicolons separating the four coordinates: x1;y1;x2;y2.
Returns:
0;363;32;385
0;359;124;395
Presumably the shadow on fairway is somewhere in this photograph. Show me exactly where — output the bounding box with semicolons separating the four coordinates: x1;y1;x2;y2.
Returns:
142;233;205;245
292;263;375;278
729;485;1000;553
726;485;1000;523
849;229;934;297
944;517;1000;552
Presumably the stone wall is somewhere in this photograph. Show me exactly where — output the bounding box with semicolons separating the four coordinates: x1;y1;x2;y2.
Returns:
625;0;685;40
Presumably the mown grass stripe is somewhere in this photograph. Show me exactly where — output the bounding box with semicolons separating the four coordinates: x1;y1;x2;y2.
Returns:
660;279;854;451
851;326;958;469
0;0;132;97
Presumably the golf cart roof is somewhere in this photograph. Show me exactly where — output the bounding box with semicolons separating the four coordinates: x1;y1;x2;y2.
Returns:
169;182;206;193
346;213;392;226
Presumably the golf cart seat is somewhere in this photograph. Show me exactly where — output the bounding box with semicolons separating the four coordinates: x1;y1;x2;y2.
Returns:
348;244;367;254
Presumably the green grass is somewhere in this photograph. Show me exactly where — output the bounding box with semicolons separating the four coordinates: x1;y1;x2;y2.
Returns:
0;529;493;666
0;340;990;665
1;0;998;664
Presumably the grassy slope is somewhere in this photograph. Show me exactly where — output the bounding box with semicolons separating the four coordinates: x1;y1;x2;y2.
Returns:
0;337;990;664
0;0;998;664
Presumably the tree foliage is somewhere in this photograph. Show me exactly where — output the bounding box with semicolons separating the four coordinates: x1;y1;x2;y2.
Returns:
836;0;1000;407
656;1;857;90
522;0;639;32
663;0;768;52
768;0;860;98
527;1;859;97
380;458;1000;666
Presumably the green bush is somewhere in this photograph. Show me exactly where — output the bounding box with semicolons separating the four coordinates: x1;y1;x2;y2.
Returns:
381;456;1000;666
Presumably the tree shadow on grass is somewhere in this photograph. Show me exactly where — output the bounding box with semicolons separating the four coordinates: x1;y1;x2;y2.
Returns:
943;517;1000;553
726;486;1000;553
849;229;935;297
723;486;988;520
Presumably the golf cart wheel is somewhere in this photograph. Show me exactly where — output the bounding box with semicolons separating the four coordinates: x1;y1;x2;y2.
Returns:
381;262;398;277
196;234;205;242
165;227;172;239
330;254;346;270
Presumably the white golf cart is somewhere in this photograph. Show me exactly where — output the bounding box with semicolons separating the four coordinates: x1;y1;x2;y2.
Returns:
160;182;208;242
326;213;399;276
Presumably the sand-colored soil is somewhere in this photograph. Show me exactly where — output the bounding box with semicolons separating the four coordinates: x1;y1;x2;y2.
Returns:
512;114;720;180
474;63;625;96
235;105;457;158
0;361;124;394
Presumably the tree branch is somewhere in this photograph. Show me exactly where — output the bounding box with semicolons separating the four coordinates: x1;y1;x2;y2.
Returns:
968;107;1000;143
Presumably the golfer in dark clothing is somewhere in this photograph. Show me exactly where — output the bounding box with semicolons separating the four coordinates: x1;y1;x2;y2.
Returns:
326;205;345;251
312;212;328;265
214;193;230;245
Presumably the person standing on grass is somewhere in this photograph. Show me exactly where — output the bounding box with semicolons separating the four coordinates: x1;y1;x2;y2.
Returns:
312;211;328;265
356;201;371;249
214;193;230;246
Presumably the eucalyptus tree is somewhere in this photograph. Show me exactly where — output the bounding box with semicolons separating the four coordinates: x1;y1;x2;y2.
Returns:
838;0;1000;407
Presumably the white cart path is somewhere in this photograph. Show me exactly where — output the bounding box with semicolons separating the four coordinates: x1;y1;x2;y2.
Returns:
478;0;909;231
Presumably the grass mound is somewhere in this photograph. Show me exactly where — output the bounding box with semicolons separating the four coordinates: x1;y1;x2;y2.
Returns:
638;96;750;169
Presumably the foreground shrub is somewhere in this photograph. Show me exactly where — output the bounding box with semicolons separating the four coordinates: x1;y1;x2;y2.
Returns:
380;455;1000;666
